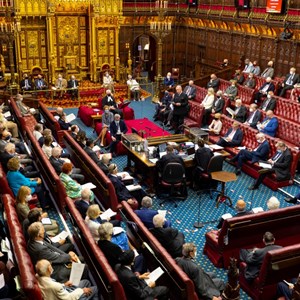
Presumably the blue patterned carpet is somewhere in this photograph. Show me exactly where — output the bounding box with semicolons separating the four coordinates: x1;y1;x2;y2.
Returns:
61;88;300;300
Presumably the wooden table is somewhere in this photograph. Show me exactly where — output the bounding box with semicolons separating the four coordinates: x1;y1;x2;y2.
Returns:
91;114;102;129
211;171;237;208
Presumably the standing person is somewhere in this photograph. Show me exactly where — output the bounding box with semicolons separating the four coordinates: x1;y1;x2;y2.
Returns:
176;243;225;300
172;85;188;133
94;106;114;147
240;232;282;282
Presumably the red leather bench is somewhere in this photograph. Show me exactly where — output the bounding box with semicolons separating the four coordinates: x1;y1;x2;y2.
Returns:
203;204;300;269
0;164;14;197
3;194;43;299
239;244;300;300
62;131;121;211
237;85;255;105
184;101;205;128
194;86;207;103
65;196;127;300
120;201;199;300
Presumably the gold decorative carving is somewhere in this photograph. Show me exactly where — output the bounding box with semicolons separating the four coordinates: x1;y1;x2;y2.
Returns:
27;31;38;57
58;16;78;55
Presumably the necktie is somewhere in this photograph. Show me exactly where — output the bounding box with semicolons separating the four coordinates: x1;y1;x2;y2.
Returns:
273;152;282;161
186;87;191;96
287;74;294;85
59;81;62;88
73;80;76;88
262;99;270;110
25;80;29;89
248;111;255;123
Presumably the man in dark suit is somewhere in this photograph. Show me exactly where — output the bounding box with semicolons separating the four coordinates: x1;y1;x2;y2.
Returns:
67;75;79;100
84;139;102;166
244;104;262;128
156;145;185;174
260;91;277;111
229;133;270;175
217;121;243;147
240;232;282;281
34;74;47;90
58;114;71;130
176;243;225;299
98;153;111;175
116;249;169;300
27;222;83;283
183;80;196;100
254;77;275;103
212;90;225;114
134;196;171;229
108;114;127;156
207;74;220;92
20;74;33;91
231;99;247;123
172;85;189;134
49;147;84;183
153;90;172;121
248;141;291;190
75;188;93;219
101;89;122;116
279;67;299;97
163;72;174;89
150;214;185;258
257;110;278;137
243;72;256;89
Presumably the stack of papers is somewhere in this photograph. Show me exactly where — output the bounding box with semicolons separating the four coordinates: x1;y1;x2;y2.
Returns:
65;113;76;123
252;207;264;213
51;230;69;243
41;218;52;225
92;145;101;152
221;213;232;220
145;267;164;285
258;162;272;169
149;158;158;164
157;210;167;219
100;208;116;220
81;182;96;190
209;144;224;151
3;111;11;118
126;184;142;191
117;172;134;181
69;262;85;286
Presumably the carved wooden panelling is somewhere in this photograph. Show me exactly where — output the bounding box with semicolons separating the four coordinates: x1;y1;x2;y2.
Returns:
97;27;116;66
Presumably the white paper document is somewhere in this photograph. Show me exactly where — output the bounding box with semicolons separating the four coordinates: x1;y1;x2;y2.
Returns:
252;207;264;213
100;208;116;220
0;274;5;289
145;267;164;285
52;141;58;147
92;145;101;152
113;227;125;236
81;182;96;190
69;262;85;286
209;144;224;150
126;184;142;192
41;217;52;225
3;111;11;118
221;213;232;220
149;158;158;164
99;153;112;160
157;210;167;219
65;113;76;123
51;230;69;243
117;172;133;180
258;162;272;169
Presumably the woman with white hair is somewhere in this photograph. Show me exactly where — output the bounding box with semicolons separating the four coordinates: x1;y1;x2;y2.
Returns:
267;196;280;210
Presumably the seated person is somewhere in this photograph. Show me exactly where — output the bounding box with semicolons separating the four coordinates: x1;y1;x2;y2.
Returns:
175;243;225;300
211;90;225;114
207;74;220;92
0;108;18;138
84;139;103;166
244;104;261;128
221;58;229;68
101;89;122;116
34;74;47;90
228;133;270;175
163;72;174;89
208;113;222;135
248;141;291;190
261;61;274;78
27;222;84;283
103;71;115;92
183;80;196;100
54;74;67;98
15;94;41;121
279;67;299;97
153;90;172;121
76;130;87;149
50;147;84;183
267;196;280;210
127;75;141;101
230;99;247;123
115;249;169;300
260;91;276;111
240;232;282;282
20;73;33;91
38;128;52;147
252;60;261;76
193;138;213;190
156;145;185;174
0;129;26;154
224;80;238;100
75;188;93;219
200;87;215;126
134;196;171;229
284;190;300;205
94;106;114;147
0;67;3;81
58;113;72;130
42;135;54;159
70;124;80;139
108;114;128;156
33;123;43;141
98;222;145;274
233;70;244;85
217;121;243;148
276;277;298;300
108;163;146;206
35;259;98;300
217;199;252;229
6;157;48;209
98;153;111;175
67;75;79;100
150;214;185;258
254;77;275;104
243;72;256;89
243;58;254;73
257;110;278;137
60;162;94;200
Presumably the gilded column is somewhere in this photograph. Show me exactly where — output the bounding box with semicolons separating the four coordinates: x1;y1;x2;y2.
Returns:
15;16;22;78
157;37;163;77
46;12;55;83
115;25;120;81
90;15;97;82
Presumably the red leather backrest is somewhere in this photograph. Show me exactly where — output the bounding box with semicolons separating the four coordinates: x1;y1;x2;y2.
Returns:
0;164;14;197
2;194;43;300
195;86;207;103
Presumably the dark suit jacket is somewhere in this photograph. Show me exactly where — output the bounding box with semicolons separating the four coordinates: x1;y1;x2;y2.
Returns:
207;78;220;92
97;239;123;268
67;79;79;89
212;97;225;113
283;73;299;87
116;264;154;300
173;92;189;116
258;82;275;93
20;78;33;90
110;120;128;138
240;244;282;281
75;199;90;219
156;152;185;173
49;156;65;174
250;140;270;163
246;110;262;127
260;97;276;111
163;77;174;87
84;147;101;165
234;105;247;123
272;148;292;181
34;78;47;89
58;119;71;130
0;151;13;172
150;227;185;258
102;95;118;109
108;174;132;201
224;128;243;146
98;161;109;175
183;85;196;100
